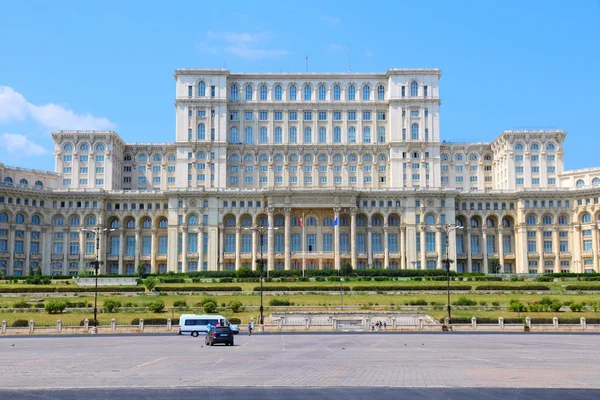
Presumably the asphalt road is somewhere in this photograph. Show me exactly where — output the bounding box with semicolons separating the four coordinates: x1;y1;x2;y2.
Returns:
1;333;599;396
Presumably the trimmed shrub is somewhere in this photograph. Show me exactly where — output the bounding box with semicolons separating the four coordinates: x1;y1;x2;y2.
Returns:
219;277;234;283
12;319;29;327
475;285;550;291
253;285;351;292
156;285;242;292
45;300;67;314
148;300;165;313
269;298;292;306
453;297;477;306
173;300;188;310
12;301;31;309
0;286;144;294
203;301;217;313
131;318;178;326
352;285;471;292
569;302;583;312
228;300;244;313
158;278;186;283
102;299;121;313
508;300;527;312
565;285;600;291
228;317;241;325
405;299;428;306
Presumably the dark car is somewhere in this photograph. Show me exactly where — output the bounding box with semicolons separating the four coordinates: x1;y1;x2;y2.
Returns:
205;326;234;346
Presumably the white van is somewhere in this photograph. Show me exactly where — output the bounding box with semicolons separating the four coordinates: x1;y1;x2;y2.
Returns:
178;314;239;337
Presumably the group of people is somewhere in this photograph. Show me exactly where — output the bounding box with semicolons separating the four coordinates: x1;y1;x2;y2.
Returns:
370;320;387;331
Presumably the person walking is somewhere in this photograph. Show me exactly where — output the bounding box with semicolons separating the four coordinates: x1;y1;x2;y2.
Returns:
248;321;253;336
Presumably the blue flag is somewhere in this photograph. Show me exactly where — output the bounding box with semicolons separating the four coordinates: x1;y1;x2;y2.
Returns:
332;217;338;226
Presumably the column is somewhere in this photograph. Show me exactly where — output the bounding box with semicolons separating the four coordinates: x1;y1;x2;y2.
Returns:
134;228;141;273
118;231;125;274
350;209;357;268
235;226;241;270
573;225;582;273
7;225;15;275
420;225;426;270
24;227;31;275
498;228;505;272
400;226;406;270
78;228;84;273
181;227;188;273
467;229;473;272
150;228;157;273
482;230;488;274
219;227;224;271
383;226;389;269
553;227;560;273
436;230;442;270
334;207;340;270
284;208;291;270
537;226;544;274
41;227;48;275
62;227;68;276
367;226;373;266
99;228;107;274
592;224;599;272
267;210;274;271
251;227;257;270
198;225;204;271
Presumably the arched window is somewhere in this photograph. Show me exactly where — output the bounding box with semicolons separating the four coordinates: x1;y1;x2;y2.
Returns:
230;127;239;143
469;154;478;161
241;217;252;226
19;179;28;186
377;85;385;100
502;218;512;228
198;81;205;97
526;214;537;225
576;179;585;188
260;127;268;143
304;154;313;163
455;154;463;161
319;127;326;143
318;85;326;100
167;155;176;162
388;216;399;226
542;215;553;225
31;215;40;225
274;154;283;162
197;124;206;140
333;85;341;100
259;84;267;101
138;154;147;162
275;216;284;226
323;217;333;226
332;127;341;143
230;84;238;101
187;215;198;225
362;127;371;143
63;144;73;152
153;154;161;162
306;217;317;226
425;215;435;225
372;215;383;226
95;143;105;152
356;215;367;226
441;154;449;161
274;85;282;100
484;155;492;161
411;124;419;140
53;215;64;226
558;215;569;225
410;81;418;96
80;143;89;151
530;143;540;151
581;213;592;223
593;178;600;186
110;219;120;229
347;85;355;100
257;216;268;227
85;215;96;226
0;212;8;223
514;143;524;151
69;215;80;226
486;218;495;228
16;213;25;224
245;85;253;101
340;216;349;226
225;216;236;226
362;85;370;100
142;218;152;229
126;219;135;229
547;143;556;151
158;218;168;228
289;85;297;100
470;218;479;228
303;85;311;101
412;152;420;159
34;180;43;188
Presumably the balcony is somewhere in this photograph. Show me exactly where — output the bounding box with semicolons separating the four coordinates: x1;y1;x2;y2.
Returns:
67;253;79;260
155;253;167;260
140;254;151;261
14;252;26;259
123;254;135;261
84;253;96;260
186;253;198;259
0;251;9;258
30;252;41;260
527;252;539;258
107;254;119;261
51;253;63;260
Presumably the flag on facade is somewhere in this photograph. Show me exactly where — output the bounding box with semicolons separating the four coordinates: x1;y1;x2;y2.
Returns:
298;217;303;227
332;217;338;226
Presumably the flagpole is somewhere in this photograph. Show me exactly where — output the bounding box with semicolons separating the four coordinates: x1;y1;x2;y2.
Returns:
302;212;305;277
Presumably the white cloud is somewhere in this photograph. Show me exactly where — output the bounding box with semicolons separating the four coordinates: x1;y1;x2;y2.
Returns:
327;43;346;53
196;42;217;54
200;31;287;61
0;85;115;131
320;16;341;25
0;133;48;156
365;48;375;57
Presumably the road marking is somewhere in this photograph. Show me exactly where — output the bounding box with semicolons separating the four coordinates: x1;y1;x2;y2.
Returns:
136;357;167;368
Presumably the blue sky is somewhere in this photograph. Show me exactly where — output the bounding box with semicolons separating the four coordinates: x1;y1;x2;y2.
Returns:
1;0;598;172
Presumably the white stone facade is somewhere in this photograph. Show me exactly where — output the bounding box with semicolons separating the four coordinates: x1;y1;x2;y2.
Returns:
1;68;599;277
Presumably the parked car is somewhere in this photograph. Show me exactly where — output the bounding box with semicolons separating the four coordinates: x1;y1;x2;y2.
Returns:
205;326;234;346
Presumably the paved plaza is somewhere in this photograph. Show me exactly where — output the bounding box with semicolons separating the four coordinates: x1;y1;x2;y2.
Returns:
0;333;599;391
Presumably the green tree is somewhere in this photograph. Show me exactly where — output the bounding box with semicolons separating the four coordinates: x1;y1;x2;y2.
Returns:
340;261;353;277
137;263;147;277
236;266;254;278
36;266;42;276
488;258;501;274
148;300;165;313
103;299;121;313
143;276;158;292
45;300;67;314
228;300;244;313
29;266;34;276
203;301;217;313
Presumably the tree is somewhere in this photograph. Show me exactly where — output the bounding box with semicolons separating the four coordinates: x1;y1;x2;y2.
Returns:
29;266;34;276
236;266;254;278
340;261;353;277
143;276;158;292
137;263;147;278
203;301;217;313
488;258;501;274
36;266;42;276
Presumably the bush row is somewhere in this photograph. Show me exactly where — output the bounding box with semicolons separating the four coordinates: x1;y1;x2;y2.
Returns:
352;285;472;292
475;285;550;291
0;287;144;293
253;285;351;292
565;285;600;291
155;286;242;292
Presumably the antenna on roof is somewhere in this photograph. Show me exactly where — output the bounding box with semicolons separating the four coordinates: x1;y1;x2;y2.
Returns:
223;60;226;69
349;61;352;72
305;54;308;72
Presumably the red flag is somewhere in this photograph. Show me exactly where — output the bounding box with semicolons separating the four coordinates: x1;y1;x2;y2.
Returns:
298;217;303;227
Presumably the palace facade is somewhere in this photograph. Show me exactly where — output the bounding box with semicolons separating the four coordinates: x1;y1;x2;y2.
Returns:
1;68;600;276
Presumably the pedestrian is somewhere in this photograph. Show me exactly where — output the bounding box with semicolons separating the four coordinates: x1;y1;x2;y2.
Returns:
248;321;253;336
371;322;375;331
206;322;212;332
383;321;387;330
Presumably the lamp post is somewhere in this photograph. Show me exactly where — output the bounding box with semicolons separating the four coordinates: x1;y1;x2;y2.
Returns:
435;224;463;329
81;226;115;333
245;225;278;328
340;278;344;311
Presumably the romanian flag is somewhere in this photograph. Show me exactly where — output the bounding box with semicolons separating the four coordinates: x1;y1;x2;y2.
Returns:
298;217;303;227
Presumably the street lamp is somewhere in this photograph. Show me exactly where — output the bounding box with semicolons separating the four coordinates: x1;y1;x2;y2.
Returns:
245;225;278;328
435;224;463;329
81;226;115;332
340;278;344;311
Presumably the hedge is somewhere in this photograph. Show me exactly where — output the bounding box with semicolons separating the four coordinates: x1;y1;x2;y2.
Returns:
352;285;472;291
12;319;29;327
0;286;144;293
253;285;351;292
131;318;179;326
442;317;524;324
475;285;550;291
565;285;600;291
156;286;242;292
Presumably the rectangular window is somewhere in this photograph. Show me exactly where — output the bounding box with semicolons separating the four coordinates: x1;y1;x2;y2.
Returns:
425;232;436;252
245;112;253;120
348;111;356;121
259;111;268;120
318;111;327;120
471;235;480;254
322;234;333;252
333;112;341;121
362;111;371;120
289;111;297;121
291;234;301;252
356;234;365;253
486;235;496;254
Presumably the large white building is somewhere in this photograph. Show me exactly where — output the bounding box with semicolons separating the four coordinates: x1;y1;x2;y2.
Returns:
1;68;600;277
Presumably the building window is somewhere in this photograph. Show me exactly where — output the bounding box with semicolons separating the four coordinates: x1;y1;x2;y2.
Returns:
410;81;418;96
